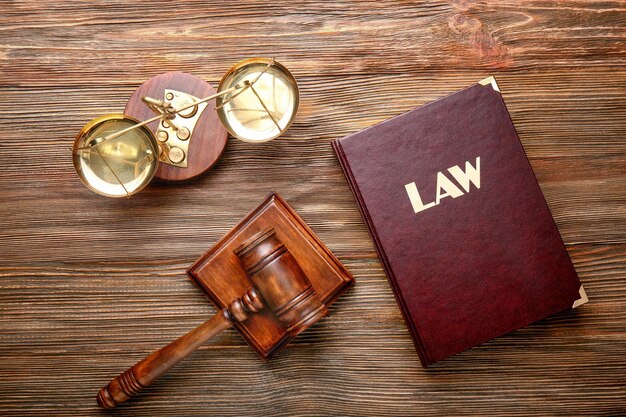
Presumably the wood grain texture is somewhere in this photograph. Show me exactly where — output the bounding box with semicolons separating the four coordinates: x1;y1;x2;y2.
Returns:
0;0;625;415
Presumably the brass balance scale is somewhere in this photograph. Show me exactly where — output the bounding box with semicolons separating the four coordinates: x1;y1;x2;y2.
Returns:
72;58;299;197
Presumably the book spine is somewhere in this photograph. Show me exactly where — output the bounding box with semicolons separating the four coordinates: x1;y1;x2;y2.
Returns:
331;139;432;366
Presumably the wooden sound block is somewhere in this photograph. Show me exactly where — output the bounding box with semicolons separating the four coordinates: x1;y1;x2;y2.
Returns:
125;71;228;181
187;193;354;360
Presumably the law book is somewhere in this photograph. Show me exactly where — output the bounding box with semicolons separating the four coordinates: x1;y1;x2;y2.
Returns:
332;77;588;366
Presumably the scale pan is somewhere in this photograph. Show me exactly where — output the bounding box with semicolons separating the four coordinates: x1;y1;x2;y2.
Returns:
216;58;299;143
72;114;159;198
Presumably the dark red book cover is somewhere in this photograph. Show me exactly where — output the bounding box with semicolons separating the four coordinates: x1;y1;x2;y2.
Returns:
332;77;588;366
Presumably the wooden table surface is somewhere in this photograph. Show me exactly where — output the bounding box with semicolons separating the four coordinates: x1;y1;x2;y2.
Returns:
1;1;625;416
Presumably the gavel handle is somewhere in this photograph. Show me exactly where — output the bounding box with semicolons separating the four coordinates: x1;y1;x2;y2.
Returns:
97;287;264;409
97;309;233;409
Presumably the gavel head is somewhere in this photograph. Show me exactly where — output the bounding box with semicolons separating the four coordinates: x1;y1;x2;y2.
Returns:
235;227;327;335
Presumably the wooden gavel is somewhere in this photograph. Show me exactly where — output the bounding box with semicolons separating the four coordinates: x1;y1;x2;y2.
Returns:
97;228;327;408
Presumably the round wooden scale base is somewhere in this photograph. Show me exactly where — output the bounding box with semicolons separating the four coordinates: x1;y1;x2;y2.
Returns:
124;72;228;181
